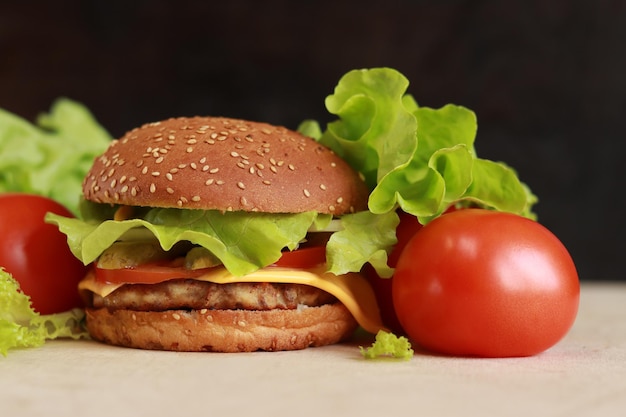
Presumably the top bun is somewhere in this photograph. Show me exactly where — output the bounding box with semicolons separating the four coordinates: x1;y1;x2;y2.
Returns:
83;116;368;214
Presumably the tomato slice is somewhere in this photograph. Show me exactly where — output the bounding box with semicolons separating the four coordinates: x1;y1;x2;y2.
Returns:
271;245;326;269
94;261;211;285
94;246;327;284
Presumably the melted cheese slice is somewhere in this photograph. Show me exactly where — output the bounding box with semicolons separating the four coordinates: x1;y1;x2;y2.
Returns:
79;266;386;334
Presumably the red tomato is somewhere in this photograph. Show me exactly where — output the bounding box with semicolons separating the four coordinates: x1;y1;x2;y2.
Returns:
95;245;327;284
364;210;422;334
272;245;326;269
0;193;88;314
393;209;580;357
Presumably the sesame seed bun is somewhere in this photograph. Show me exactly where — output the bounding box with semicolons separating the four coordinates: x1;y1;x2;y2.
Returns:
84;303;358;352
83;116;368;214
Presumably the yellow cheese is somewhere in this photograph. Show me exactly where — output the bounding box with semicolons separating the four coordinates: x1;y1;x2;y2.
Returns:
79;266;386;334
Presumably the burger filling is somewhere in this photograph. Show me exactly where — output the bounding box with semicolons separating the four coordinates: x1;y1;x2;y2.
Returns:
86;229;338;313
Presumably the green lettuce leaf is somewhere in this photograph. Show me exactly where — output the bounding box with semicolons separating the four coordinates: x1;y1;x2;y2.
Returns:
360;330;414;360
0;98;111;214
0;268;87;356
326;210;399;278
47;199;398;278
311;67;537;223
48;203;316;277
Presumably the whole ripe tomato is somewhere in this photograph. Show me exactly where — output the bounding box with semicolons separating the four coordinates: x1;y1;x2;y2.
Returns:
392;208;579;357
0;193;87;314
364;210;423;334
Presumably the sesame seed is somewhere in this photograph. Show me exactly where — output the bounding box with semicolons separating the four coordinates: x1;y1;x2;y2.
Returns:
192;196;201;202
187;139;197;145
240;196;248;206
131;187;138;196
172;313;181;320
166;187;174;194
303;189;311;197
288;164;295;171
237;182;246;190
209;168;219;174
155;156;164;164
270;166;278;173
202;165;210;172
190;163;197;170
237;162;245;169
261;128;271;134
216;180;225;185
178;164;187;169
119;175;127;184
256;163;265;169
199;157;207;164
336;197;344;203
166;173;173;181
205;179;214;185
110;179;117;188
151;171;160;177
329;205;336;211
120;185;129;193
230;151;239;157
141;166;148;174
186;147;194;153
320;184;327;190
150;184;156;193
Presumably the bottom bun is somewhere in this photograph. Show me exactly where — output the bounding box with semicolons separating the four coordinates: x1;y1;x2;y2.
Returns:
85;303;358;352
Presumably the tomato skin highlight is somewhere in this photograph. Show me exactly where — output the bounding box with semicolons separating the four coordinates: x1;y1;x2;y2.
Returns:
392;209;580;357
0;193;88;314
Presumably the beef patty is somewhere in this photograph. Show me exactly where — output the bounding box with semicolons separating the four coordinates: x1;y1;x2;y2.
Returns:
86;279;338;311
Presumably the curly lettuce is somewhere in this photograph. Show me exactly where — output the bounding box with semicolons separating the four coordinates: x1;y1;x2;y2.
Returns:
47;200;399;278
0;98;112;215
360;330;414;360
302;67;537;224
0;268;87;356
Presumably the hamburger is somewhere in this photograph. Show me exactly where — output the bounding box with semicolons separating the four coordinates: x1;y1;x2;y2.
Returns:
49;116;386;352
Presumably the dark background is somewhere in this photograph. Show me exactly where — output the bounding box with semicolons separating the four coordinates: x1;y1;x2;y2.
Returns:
1;0;624;281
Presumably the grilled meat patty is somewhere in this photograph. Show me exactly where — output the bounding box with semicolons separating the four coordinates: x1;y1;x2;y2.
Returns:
87;279;338;311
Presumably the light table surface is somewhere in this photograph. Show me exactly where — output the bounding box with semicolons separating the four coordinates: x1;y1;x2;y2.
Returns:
2;282;625;417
